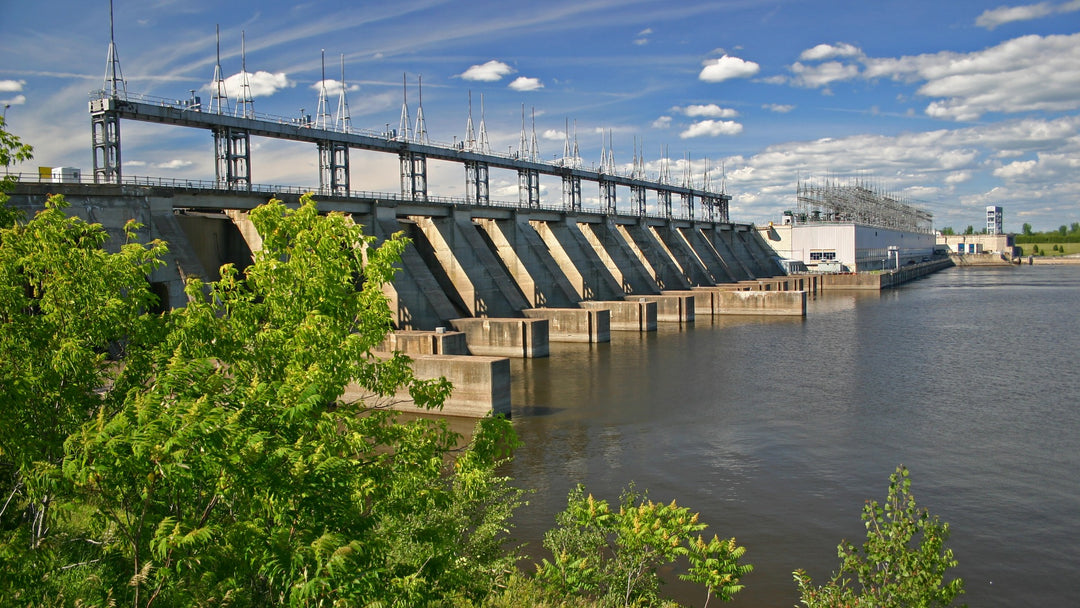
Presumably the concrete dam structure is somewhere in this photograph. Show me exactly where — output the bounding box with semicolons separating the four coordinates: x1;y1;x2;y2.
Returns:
9;182;789;331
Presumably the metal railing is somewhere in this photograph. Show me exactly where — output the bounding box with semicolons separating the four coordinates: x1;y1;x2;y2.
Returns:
8;172;728;222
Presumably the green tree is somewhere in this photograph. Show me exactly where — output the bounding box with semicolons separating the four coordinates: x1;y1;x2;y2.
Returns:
2;193;523;606
1059;225;1068;237
1069;222;1079;235
794;465;965;608
1022;223;1033;236
535;485;751;607
963;225;974;235
0;116;33;227
939;227;955;236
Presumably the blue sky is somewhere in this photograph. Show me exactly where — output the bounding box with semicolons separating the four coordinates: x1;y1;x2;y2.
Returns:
3;0;1080;231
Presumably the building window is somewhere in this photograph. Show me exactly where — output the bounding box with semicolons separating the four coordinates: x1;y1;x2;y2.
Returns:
809;250;836;261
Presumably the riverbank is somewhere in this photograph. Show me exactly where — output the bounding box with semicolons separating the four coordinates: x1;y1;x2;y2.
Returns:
1028;254;1080;265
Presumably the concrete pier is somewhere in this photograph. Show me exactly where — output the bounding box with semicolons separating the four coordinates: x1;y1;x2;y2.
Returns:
345;353;511;417
580;300;657;332
380;330;469;355
450;318;550;358
522;308;611;343
634;293;696;323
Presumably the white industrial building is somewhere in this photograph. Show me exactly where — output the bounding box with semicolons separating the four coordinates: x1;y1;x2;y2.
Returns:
758;179;937;272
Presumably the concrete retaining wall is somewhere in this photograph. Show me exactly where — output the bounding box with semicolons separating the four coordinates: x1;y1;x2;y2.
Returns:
450;318;550;358
579;300;657;332
522;308;611;343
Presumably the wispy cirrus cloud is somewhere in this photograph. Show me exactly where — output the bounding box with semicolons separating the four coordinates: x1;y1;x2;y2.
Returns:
975;0;1080;29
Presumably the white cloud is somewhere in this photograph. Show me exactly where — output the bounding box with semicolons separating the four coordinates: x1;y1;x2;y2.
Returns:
508;77;543;91
155;159;194;170
0;80;26;92
678;104;738;118
789;60;860;88
973;1;1080;29
634;27;652;46
763;103;795;113
652;115;672;129
679;119;743;138
799;43;862;61
698;55;760;82
311;79;360;96
219;71;294;98
459;60;515;82
945;171;973;184
2;95;27;106
542;128;564;141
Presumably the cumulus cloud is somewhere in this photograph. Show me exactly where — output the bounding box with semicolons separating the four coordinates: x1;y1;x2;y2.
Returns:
311;79;360;96
975;1;1080;29
1;80;27;106
460;60;515;82
542;128;565;141
868;33;1080;120
698;55;760;82
679;120;743;138
677;104;738;118
720;115;1080;228
508;76;543;91
219;71;293;98
763;103;795;113
799;43;863;61
788;60;860;88
652;115;672;129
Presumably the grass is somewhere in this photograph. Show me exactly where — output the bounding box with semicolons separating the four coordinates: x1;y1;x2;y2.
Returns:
1017;242;1080;256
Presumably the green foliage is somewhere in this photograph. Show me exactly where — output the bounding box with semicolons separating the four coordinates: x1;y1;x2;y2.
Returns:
1022;222;1033;236
938;227;955;236
963;225;974;235
1;193;524;607
794;465;965;608
0;116;34;227
534;484;751;607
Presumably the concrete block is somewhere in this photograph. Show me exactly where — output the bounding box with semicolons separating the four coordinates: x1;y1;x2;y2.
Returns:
450;318;550;358
634;293;695;323
712;289;806;316
380;330;469;355
579;300;657;332
345;353;511;418
523;308;611;343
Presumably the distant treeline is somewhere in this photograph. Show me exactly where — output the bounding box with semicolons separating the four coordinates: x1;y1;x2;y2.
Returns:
1014;222;1080;243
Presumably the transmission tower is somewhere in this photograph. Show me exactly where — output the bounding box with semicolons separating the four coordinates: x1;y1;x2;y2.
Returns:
414;75;428;144
314;50;332;129
235;31;254;119
209;25;230;114
102;0;126;98
398;74;411;141
335;54;351;132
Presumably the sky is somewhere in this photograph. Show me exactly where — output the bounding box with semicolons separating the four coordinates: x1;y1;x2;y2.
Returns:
3;0;1080;232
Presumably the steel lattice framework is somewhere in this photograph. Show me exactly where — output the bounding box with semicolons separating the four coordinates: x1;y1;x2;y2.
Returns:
796;178;933;233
